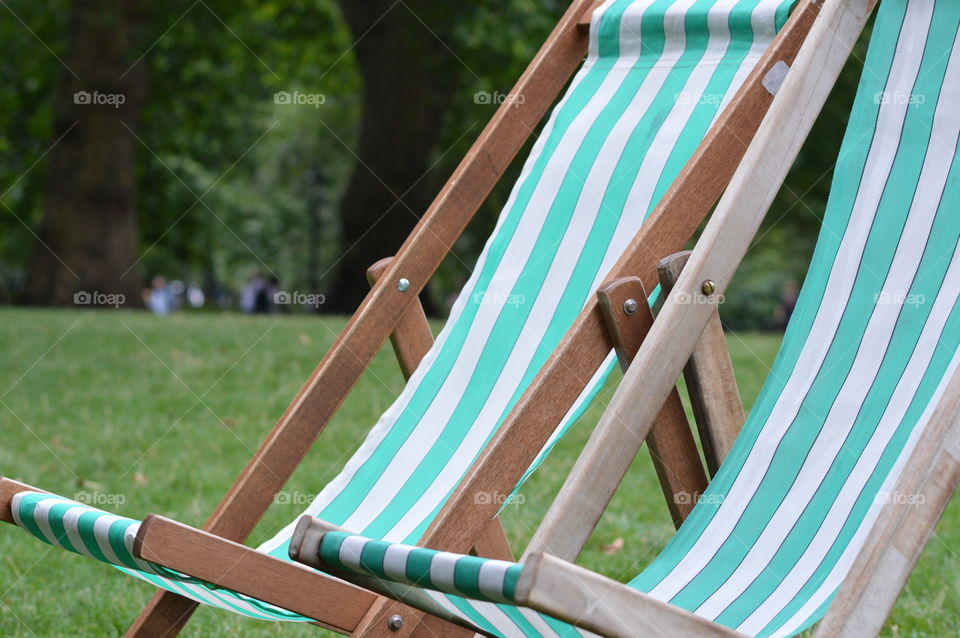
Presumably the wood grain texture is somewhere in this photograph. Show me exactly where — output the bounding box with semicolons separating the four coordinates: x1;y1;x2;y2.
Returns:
515;552;747;638
366;256;434;380
524;276;712;560
123;594;202;638
471;517;515;561
596;278;706;529
133;515;376;634
0;478;46;525
658;251;745;475
813;368;960;638
576;0;602;33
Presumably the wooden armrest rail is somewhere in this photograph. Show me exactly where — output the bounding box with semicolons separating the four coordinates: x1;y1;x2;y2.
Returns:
133;515;376;635
658;251;745;475
515;552;747;638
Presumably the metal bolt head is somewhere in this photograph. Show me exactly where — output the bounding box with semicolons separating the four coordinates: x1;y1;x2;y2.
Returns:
623;298;639;316
701;280;716;296
387;614;404;631
397;278;410;292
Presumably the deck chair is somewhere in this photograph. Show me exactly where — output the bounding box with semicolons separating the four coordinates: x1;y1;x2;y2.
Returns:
289;0;960;636
0;0;820;635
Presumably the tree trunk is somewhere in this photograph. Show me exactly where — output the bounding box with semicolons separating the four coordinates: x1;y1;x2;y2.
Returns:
326;1;467;314
23;0;149;307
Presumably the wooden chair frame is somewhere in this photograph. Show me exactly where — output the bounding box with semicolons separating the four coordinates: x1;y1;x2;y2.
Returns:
293;3;946;637
0;0;824;636
511;2;948;637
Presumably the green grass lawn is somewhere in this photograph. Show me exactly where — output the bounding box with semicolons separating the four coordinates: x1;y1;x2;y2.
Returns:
0;308;956;637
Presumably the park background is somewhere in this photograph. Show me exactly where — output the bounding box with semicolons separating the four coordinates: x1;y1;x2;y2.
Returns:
1;2;957;637
0;0;867;325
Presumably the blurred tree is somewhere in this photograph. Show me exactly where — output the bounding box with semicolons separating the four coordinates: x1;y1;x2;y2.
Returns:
0;0;869;326
325;1;473;312
23;0;149;305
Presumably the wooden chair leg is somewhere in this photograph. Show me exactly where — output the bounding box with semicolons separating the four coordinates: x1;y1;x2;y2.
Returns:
596;277;709;528
658;251;745;475
471;517;515;561
124;594;199;638
367;257;434;380
369;256;515;563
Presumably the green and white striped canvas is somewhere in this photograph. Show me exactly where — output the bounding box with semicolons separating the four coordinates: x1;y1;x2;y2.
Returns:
298;1;960;636
9;0;796;622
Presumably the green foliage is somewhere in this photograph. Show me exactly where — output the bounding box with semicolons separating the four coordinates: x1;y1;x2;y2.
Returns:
0;1;71;302
0;2;874;326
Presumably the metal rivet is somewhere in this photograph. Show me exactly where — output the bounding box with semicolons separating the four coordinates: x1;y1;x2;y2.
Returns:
397;278;410;292
387;614;404;631
623;299;639;316
701;280;716;296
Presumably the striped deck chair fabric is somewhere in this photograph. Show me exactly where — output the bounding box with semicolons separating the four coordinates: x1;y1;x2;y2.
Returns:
295;0;960;636
9;0;796;622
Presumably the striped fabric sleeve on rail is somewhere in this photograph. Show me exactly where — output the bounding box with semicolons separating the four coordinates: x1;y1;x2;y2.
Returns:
317;531;523;605
11;492;168;578
10;491;309;621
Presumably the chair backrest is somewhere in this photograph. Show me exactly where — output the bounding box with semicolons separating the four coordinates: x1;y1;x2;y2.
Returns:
630;2;960;636
257;0;800;555
4;0;802;624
